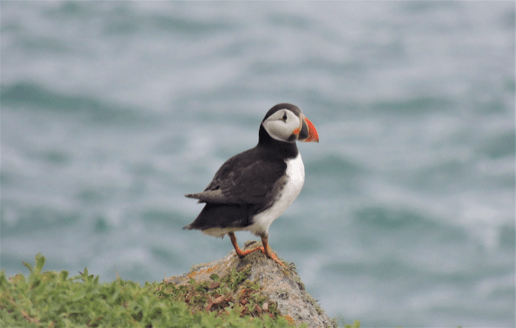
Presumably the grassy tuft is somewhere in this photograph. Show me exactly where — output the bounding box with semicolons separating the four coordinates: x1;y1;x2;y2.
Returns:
157;265;284;320
0;253;304;327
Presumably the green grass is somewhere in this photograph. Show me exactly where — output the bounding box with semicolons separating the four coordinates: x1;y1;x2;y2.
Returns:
0;253;360;328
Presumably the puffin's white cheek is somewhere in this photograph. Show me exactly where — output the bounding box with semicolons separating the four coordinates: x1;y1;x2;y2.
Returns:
263;121;291;141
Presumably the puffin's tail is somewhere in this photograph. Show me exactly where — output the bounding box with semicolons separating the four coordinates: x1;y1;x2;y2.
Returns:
183;223;194;230
185;192;208;204
184;193;197;199
183;203;251;231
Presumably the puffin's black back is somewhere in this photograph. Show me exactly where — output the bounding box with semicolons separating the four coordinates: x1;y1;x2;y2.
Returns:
184;145;292;230
184;104;301;231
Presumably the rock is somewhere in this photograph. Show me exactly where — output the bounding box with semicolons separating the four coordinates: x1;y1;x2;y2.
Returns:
166;240;336;328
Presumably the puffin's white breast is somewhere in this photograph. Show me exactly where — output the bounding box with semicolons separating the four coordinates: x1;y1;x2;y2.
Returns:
248;153;305;236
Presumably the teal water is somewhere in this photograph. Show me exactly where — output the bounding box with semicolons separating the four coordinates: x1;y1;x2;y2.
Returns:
1;2;515;327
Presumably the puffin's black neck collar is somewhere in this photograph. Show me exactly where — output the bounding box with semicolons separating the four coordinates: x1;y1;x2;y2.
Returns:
258;125;299;159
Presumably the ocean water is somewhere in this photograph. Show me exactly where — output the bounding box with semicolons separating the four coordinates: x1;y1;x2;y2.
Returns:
1;2;514;327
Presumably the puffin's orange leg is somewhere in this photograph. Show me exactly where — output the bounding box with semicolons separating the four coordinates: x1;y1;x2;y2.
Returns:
228;232;285;267
261;236;285;267
228;232;262;257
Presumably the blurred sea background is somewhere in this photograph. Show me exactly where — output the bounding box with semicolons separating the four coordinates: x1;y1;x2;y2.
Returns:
1;2;514;327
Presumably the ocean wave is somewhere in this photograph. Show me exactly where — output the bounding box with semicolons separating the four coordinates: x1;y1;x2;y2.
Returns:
1;82;146;124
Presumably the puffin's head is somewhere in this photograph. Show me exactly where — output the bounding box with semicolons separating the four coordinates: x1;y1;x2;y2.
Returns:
261;103;319;143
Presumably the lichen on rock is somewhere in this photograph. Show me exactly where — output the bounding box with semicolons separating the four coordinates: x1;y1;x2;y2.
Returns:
166;240;336;328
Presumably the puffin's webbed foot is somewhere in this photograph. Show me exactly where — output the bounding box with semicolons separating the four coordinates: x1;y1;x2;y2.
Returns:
228;232;262;258
260;235;285;267
228;232;285;267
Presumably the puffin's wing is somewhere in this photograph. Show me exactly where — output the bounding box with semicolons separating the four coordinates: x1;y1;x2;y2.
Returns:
185;190;227;203
186;154;286;205
220;159;286;204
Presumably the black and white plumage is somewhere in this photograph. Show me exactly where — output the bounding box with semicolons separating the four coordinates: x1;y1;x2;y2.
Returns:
184;103;319;266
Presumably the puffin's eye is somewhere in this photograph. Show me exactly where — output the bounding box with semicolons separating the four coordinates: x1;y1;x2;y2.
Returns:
282;112;288;121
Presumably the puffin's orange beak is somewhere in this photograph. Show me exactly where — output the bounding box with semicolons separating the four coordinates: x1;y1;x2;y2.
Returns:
294;115;319;143
302;116;319;142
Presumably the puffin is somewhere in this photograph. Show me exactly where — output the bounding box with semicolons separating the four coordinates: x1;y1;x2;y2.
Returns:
183;103;319;266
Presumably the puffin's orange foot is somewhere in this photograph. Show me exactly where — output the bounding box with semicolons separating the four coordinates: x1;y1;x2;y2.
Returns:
239;245;285;267
260;237;285;267
229;232;262;258
263;250;285;267
228;232;285;267
235;246;263;258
